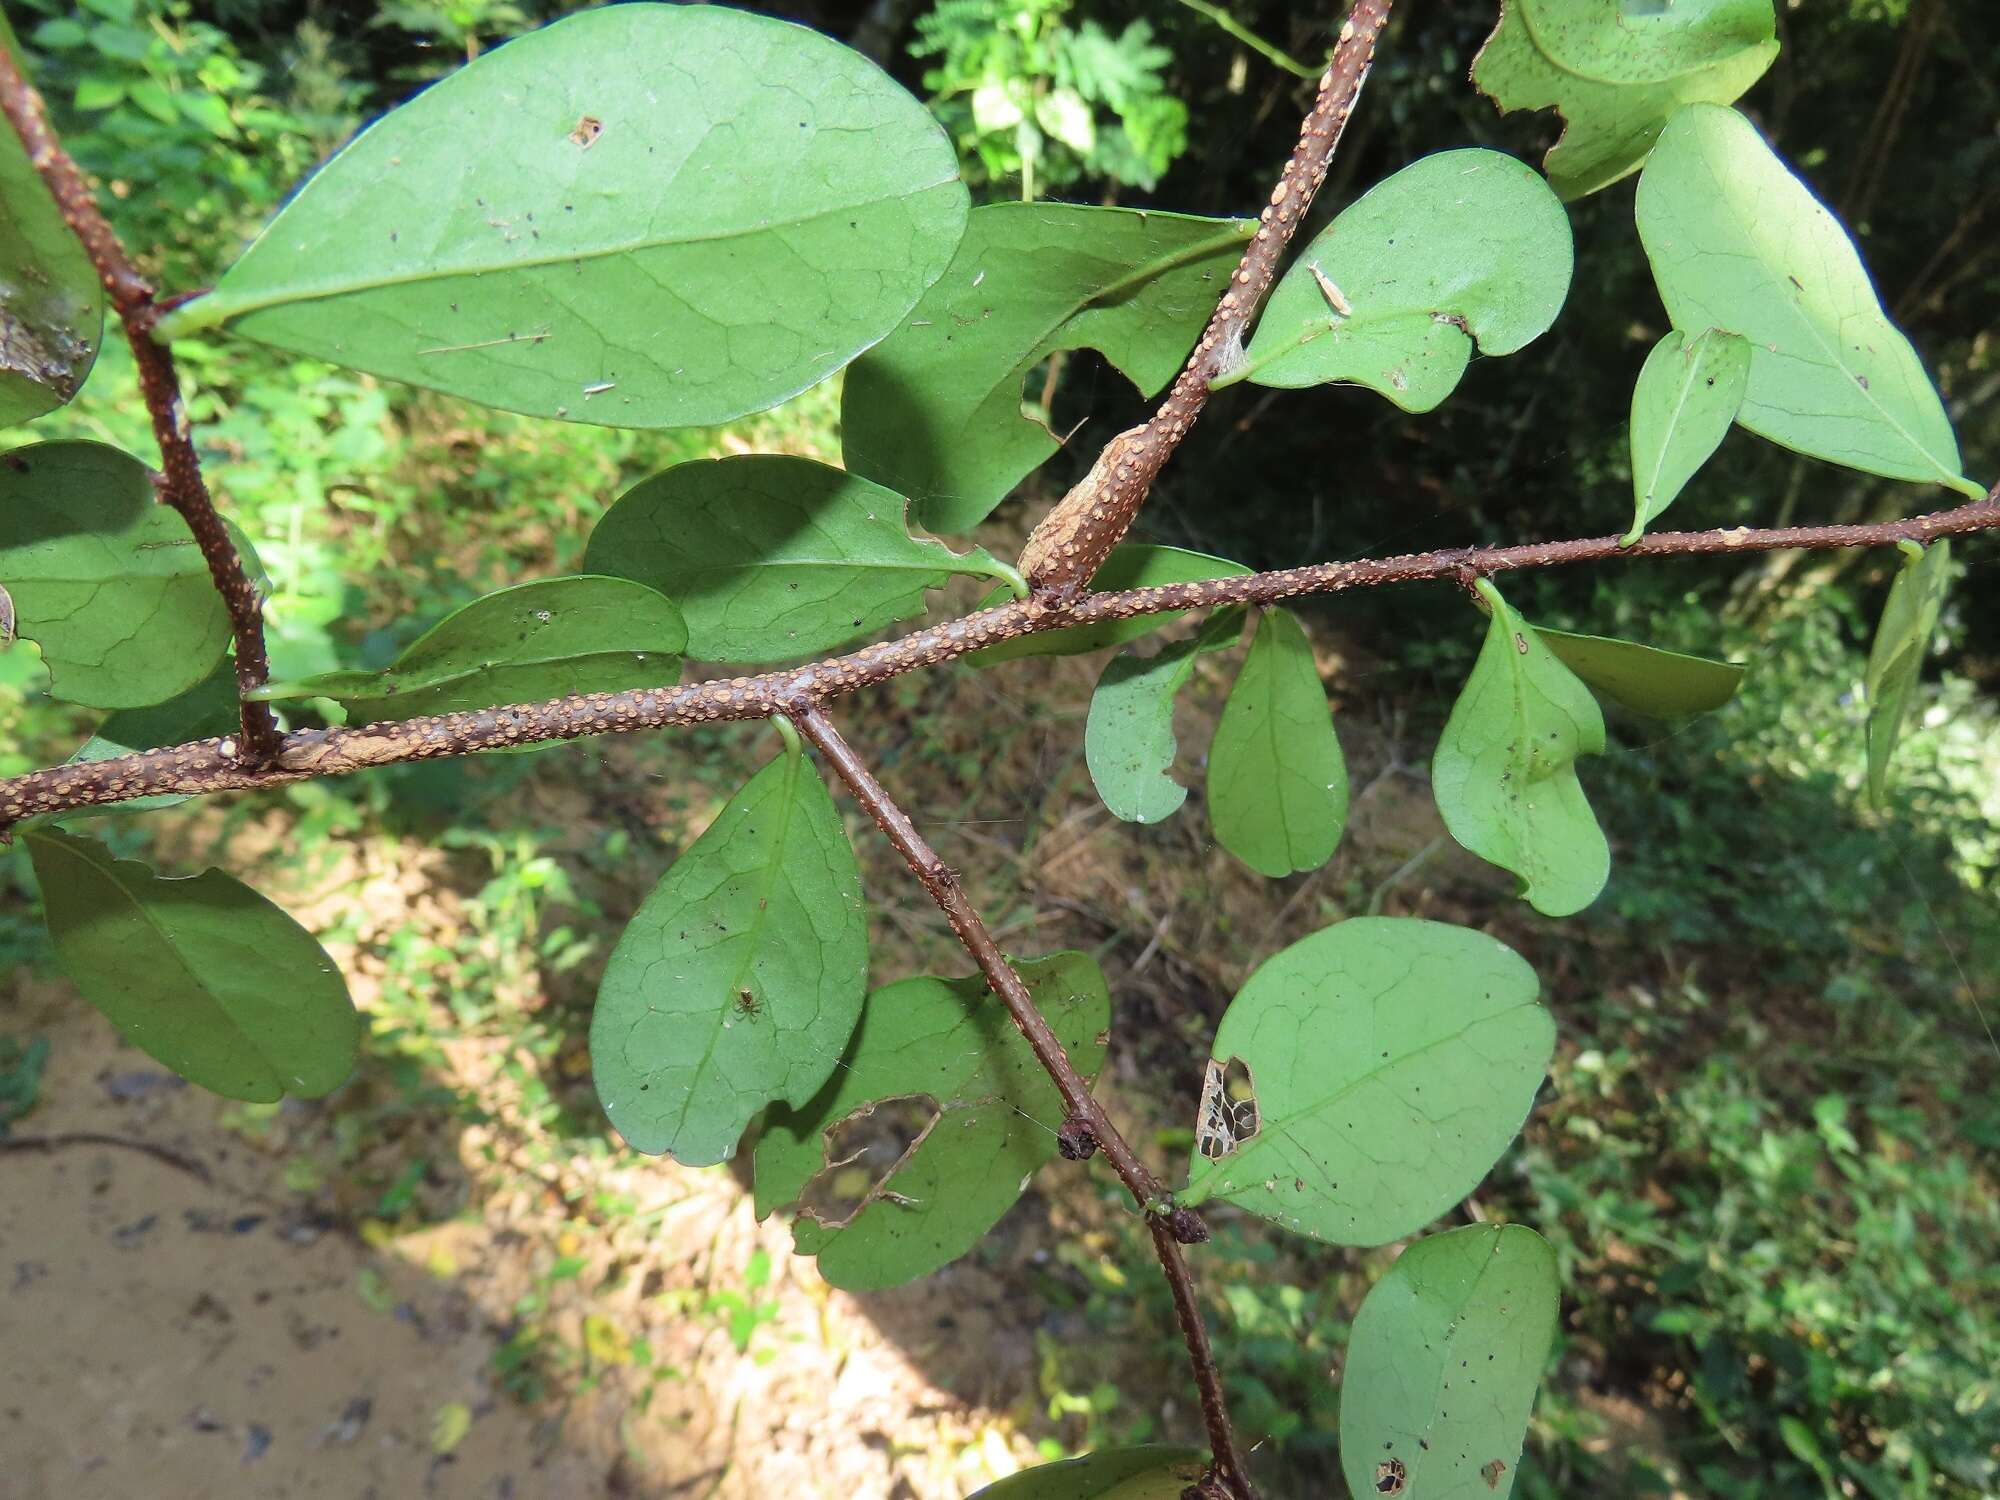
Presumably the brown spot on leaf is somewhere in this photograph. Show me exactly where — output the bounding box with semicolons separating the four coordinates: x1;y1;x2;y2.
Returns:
1482;1458;1508;1489
569;115;604;148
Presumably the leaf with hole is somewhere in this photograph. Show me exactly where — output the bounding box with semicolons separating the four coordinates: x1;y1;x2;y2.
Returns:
24;825;361;1101
1433;580;1609;917
591;738;868;1166
1536;628;1743;719
159;4;968;430
1471;0;1778;199
752;951;1108;1290
249;575;685;723
1626;327;1751;543
1221;150;1571;412
583;457;1007;664
1636;106;1980;497
0;441;231;707
1340;1224;1559;1500
1208;608;1348;877
969;544;1250;667
843;202;1252;533
965;1447;1207;1499
1179;917;1551;1245
1084;609;1242;824
1864;539;1951;806
66;663;240;813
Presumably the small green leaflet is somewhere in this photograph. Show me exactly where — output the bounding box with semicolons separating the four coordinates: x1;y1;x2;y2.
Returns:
1864;539;1952;805
964;1447;1207;1499
843;202;1252;533
1537;628;1743;719
969;544;1250;667
583;457;1007;664
1179;917;1552;1245
1208;609;1348;878
1340;1224;1560;1500
1636;106;1981;498
752;952;1109;1291
1433;580;1609;918
1084;609;1242;824
1627;327;1751;544
0;441;231;708
591;738;868;1166
1220;150;1571;412
1472;0;1778;200
249;575;685;722
67;664;241;813
159;4;968;430
24;826;361;1102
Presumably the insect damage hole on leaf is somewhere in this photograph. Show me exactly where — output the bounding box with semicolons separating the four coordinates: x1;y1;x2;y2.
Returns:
797;1094;943;1228
1375;1456;1407;1495
1195;1056;1259;1162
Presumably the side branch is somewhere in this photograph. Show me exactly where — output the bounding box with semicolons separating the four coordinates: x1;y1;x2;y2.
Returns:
0;46;280;758
1;493;1994;825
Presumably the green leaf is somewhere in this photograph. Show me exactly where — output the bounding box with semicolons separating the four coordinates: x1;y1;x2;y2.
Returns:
1179;918;1552;1245
1339;1224;1560;1500
1471;0;1778;200
969;544;1249;667
1636;106;1980;497
1433;580;1609;918
965;1448;1207;1499
24;826;361;1102
1627;327;1751;543
66;663;241;813
1208;609;1348;878
752;952;1109;1290
1536;627;1744;719
0;28;105;427
1083;610;1242;824
583;457;1003;664
591;739;868;1166
248;575;684;723
1864;539;1951;805
0;441;231;708
159;4;968;431
1223;150;1571;411
843;202;1252;532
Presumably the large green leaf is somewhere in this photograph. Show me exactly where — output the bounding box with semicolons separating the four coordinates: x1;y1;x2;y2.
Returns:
591;739;868;1166
1433;581;1609;918
583;457;1006;664
969;544;1250;667
249;575;684;722
753;952;1109;1290
1626;327;1751;544
1340;1224;1560;1500
843;202;1252;532
1208;608;1348;878
1537;628;1743;719
1220;150;1571;412
0;33;103;427
1178;917;1552;1245
66;664;241;813
965;1448;1207;1499
159;4;968;430
1472;0;1777;200
1636;106;1980;497
1083;609;1242;824
24;826;360;1101
0;441;230;707
1864;539;1952;805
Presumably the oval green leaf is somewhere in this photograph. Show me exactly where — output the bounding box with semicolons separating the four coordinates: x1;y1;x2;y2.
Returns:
1536;627;1744;719
1084;610;1242;824
1636;105;1980;497
1208;608;1349;878
844;202;1252;532
1627;326;1751;544
1179;917;1552;1245
0;441;231;707
583;457;1003;664
1340;1224;1560;1500
591;739;868;1166
970;544;1250;667
1224;150;1572;412
24;825;361;1101
1864;538;1952;806
1433;580;1609;918
753;952;1109;1290
66;663;241;813
160;4;968;430
966;1447;1207;1499
1472;0;1778;200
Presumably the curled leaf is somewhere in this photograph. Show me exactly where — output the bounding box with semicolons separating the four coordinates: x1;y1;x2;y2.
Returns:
1864;539;1952;805
1627;327;1751;543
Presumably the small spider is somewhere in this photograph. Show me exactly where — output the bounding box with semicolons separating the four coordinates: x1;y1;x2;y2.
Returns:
734;988;760;1019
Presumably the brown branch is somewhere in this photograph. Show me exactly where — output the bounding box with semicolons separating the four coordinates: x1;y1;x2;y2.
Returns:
788;705;1252;1499
1017;0;1391;596
0;46;281;759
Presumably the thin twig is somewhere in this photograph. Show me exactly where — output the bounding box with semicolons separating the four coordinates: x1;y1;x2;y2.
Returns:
0;1130;213;1182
